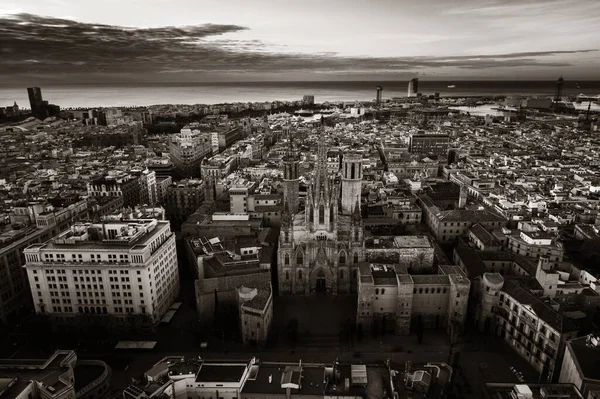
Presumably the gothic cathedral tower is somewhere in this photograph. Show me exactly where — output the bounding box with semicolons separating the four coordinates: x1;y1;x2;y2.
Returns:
341;152;363;215
282;124;300;214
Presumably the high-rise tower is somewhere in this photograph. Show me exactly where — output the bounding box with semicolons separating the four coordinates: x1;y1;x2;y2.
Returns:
341;152;363;215
282;124;300;214
27;87;45;119
407;78;419;97
554;76;564;102
376;86;383;106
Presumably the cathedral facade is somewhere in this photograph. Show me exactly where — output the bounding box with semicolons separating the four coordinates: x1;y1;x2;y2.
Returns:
278;128;365;295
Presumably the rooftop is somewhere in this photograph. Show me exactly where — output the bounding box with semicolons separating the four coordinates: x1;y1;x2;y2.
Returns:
0;351;76;399
195;363;247;383
483;383;584;399
31;219;168;252
568;335;600;382
503;280;579;333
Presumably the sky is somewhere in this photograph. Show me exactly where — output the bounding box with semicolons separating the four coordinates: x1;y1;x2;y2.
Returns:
1;0;599;84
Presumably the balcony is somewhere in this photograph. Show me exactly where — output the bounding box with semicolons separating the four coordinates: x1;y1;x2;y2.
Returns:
496;307;510;320
544;345;556;358
520;314;537;330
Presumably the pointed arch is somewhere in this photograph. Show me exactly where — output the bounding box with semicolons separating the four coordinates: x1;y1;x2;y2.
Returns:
298;269;303;280
284;253;290;265
353;252;359;264
296;251;303;265
339;251;346;264
319;205;325;224
285;271;290;280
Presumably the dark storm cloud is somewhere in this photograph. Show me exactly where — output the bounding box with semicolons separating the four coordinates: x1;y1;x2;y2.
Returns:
0;13;595;79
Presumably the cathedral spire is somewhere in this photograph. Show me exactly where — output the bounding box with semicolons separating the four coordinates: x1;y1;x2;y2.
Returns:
314;120;329;202
352;198;361;222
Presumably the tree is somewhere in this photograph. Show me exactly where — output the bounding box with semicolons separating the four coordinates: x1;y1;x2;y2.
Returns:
416;314;424;344
286;318;299;344
417;252;427;270
371;320;379;338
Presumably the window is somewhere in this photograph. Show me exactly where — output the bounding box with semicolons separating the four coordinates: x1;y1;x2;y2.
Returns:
353;253;359;264
339;252;346;264
284;253;290;265
285;271;290;280
319;205;325;224
297;252;303;265
375;288;379;295
298;270;303;280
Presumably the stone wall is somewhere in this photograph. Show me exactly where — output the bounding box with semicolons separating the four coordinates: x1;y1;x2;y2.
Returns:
357;277;375;333
447;274;471;337
195;271;271;326
396;277;414;335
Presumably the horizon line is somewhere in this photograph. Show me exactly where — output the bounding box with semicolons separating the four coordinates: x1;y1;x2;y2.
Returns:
2;79;600;87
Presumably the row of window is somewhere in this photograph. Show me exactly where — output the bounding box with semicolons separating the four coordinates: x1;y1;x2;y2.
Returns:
283;252;359;265
414;287;449;295
284;269;357;280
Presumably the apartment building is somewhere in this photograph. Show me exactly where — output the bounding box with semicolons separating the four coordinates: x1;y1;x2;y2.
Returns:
0;350;111;399
23;218;179;331
507;230;564;269
87;175;143;208
478;275;579;382
408;133;449;156
559;335;600;398
169;127;212;177
0;199;89;325
164;179;205;229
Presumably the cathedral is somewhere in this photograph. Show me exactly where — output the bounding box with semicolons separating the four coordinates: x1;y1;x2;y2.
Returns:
278;126;365;295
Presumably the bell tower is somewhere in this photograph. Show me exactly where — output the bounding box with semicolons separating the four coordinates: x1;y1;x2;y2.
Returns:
341;151;363;215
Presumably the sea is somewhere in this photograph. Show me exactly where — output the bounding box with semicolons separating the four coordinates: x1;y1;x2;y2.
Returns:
1;80;600;109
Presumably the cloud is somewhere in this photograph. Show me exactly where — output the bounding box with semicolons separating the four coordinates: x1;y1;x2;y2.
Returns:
0;13;596;81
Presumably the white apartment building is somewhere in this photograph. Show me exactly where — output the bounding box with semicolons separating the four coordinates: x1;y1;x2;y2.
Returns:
23;219;179;326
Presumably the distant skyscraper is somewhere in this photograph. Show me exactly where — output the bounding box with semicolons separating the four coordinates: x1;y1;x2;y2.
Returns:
407;78;419;97
376;86;383;105
27;87;45;119
302;95;315;105
554;76;564;101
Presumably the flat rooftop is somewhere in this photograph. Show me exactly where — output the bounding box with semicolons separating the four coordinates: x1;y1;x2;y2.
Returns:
36;219;168;252
365;235;431;249
195;363;247;383
483;383;584;399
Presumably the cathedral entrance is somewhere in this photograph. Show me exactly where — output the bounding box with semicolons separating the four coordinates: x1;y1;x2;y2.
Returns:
316;270;327;292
